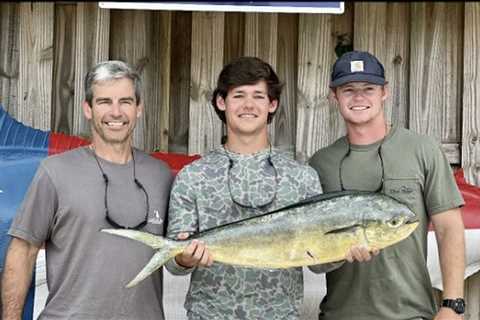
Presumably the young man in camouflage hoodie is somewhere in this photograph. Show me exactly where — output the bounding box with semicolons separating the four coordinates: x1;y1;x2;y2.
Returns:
165;56;373;319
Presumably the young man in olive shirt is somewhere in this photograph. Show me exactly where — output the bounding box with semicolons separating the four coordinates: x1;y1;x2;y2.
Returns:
309;51;465;320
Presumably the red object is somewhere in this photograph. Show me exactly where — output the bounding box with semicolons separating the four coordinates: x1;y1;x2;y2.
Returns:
48;134;200;175
454;169;480;230
151;152;200;175
428;169;480;230
49;133;89;156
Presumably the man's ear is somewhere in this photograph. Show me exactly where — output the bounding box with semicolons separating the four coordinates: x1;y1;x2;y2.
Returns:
82;101;92;120
268;99;278;113
329;88;338;104
381;84;390;102
216;95;226;111
136;102;143;118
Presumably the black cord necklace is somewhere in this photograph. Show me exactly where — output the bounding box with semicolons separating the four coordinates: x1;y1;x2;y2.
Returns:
223;143;279;209
89;145;150;229
338;124;390;192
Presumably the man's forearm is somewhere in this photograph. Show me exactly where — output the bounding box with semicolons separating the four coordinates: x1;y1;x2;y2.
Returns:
1;237;39;319
433;209;465;298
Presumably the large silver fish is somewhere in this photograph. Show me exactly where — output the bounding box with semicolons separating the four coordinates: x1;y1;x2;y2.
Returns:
102;191;418;288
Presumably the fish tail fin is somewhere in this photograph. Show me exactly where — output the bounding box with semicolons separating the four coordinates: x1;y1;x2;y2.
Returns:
101;228;182;287
126;248;178;288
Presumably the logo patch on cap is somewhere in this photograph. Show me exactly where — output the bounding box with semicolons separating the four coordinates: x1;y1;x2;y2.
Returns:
350;60;364;73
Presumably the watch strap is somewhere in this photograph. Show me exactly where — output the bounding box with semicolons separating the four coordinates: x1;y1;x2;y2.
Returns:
442;298;465;314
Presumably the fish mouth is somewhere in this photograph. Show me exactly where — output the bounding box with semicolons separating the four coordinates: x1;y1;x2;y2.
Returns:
324;223;362;235
403;215;420;228
405;220;420;230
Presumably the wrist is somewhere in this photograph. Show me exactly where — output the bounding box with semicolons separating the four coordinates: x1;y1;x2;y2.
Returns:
175;256;192;269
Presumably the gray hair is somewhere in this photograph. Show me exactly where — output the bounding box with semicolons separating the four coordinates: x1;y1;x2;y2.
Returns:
84;60;142;107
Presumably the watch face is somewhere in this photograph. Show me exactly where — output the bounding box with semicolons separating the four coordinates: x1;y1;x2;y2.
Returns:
455;300;465;314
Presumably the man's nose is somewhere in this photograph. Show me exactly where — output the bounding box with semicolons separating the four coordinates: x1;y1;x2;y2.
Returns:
243;96;255;108
352;90;366;100
110;102;122;116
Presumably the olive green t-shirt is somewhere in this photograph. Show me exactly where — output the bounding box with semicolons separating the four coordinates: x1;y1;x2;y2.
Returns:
308;125;464;320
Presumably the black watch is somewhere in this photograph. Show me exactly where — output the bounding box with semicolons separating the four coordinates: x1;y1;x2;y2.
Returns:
442;298;465;315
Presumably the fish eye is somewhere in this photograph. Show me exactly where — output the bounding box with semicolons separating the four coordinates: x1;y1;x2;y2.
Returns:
387;216;404;228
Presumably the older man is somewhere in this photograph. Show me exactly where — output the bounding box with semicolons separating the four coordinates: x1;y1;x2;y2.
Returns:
2;61;173;319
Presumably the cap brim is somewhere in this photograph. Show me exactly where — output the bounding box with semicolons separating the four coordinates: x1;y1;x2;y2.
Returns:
330;74;386;88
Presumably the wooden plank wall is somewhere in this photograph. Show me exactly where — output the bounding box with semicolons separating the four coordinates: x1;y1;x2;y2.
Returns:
17;2;54;130
410;2;463;164
188;12;224;155
0;3;18;116
0;1;478;183
463;2;480;186
73;3;109;138
295;13;336;163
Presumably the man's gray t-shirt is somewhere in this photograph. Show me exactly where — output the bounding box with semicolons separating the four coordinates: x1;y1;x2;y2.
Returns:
9;147;173;320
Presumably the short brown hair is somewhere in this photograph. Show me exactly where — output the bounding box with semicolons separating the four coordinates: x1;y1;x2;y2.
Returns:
211;56;283;124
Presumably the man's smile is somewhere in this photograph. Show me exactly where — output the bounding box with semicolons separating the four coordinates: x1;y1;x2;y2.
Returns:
238;113;258;118
349;105;370;111
103;120;128;128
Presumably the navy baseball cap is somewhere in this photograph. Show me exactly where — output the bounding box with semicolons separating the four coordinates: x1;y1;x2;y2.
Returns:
330;51;387;88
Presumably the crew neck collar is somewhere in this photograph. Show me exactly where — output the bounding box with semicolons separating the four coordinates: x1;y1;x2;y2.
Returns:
344;124;396;151
84;145;136;167
218;145;271;160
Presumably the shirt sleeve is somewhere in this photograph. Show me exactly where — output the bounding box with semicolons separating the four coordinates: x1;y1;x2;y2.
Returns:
164;255;195;276
422;138;464;215
308;261;345;274
165;167;199;275
166;168;200;237
8;163;58;246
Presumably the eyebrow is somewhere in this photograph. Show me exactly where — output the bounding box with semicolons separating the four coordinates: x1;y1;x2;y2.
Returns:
119;97;135;103
341;84;376;89
94;97;136;103
232;89;267;94
95;97;112;103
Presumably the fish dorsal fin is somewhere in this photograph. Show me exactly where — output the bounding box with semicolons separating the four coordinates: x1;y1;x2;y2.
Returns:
191;190;375;238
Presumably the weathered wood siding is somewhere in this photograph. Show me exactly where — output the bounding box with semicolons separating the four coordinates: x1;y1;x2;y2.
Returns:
0;2;476;173
17;2;54;130
0;3;18;116
295;13;337;163
0;2;477;174
463;2;480;186
1;2;476;179
169;11;191;154
188;12;224;155
410;2;463;164
3;2;474;178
